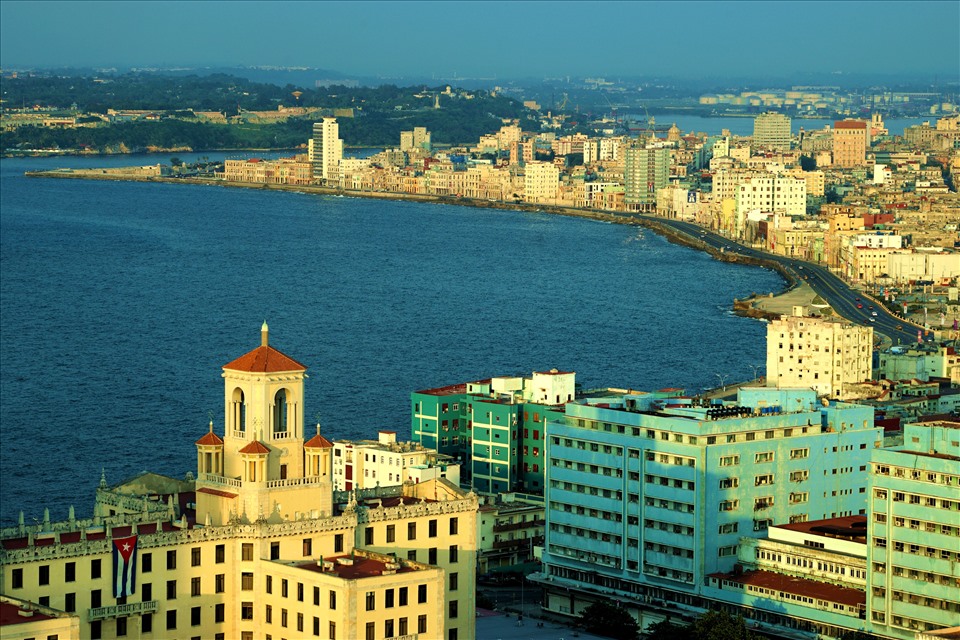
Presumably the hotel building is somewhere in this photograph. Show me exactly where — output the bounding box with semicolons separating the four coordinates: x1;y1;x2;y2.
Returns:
0;325;477;640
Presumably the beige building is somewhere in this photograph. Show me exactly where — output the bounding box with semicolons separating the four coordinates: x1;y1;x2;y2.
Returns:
523;161;560;203
331;431;460;492
400;127;432;153
766;307;873;399
311;118;344;183
832;120;868;167
0;324;478;640
753;112;792;149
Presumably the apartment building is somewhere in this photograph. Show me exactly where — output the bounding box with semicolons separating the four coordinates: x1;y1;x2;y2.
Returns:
0;325;478;640
753;112;792;150
411;371;574;495
331;431;460;491
866;421;960;637
766;307;873;399
523;161;560;203
735;173;807;221
623;145;670;212
311;117;343;183
532;385;879;630
833;120;869;168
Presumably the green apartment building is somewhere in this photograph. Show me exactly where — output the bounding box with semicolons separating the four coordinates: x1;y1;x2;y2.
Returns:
411;371;574;495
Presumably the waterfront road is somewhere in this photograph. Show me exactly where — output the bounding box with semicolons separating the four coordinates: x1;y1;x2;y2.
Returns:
639;216;925;347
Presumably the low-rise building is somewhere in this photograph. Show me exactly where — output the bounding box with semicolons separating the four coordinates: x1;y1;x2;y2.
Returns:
331;431;459;491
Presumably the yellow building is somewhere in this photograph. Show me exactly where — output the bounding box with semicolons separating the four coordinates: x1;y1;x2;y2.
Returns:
1;324;478;640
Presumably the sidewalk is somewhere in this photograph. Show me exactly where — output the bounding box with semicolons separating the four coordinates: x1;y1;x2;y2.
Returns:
476;608;610;640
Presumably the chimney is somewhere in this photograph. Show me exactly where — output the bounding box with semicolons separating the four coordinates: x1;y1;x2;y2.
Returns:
261;321;269;347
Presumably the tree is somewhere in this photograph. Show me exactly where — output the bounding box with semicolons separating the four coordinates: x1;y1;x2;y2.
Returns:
170;157;183;167
799;154;817;171
644;617;686;640
687;610;763;640
578;600;640;640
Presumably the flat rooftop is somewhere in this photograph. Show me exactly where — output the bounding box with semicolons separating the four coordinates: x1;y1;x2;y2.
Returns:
776;514;868;543
0;601;56;626
296;554;421;580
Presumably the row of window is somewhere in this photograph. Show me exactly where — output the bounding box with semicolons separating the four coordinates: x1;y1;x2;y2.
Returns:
873;488;960;511
873;463;960;487
872;562;959;586
548;478;624;501
873;538;960;561
644;474;695;491
550;457;623;479
549;522;623;546
873;512;960;536
363;516;459;544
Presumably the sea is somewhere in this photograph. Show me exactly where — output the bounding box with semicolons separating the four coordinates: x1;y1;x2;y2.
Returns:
0;147;787;527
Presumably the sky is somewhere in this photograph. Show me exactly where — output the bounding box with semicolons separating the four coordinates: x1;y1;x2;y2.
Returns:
1;1;958;81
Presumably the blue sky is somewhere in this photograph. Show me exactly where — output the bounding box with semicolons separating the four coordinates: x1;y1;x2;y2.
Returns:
1;1;958;79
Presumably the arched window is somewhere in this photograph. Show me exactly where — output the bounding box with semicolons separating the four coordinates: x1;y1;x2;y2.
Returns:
232;388;246;432
274;389;288;434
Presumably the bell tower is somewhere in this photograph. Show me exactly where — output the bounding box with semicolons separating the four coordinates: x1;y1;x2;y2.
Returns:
196;323;332;525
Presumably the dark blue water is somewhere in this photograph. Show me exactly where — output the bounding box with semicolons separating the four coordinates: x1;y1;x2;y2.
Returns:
0;154;783;526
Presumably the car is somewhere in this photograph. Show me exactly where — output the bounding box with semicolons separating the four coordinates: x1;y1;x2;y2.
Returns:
869;306;874;310
897;324;903;330
869;318;876;322
872;311;878;316
798;266;803;270
855;297;860;301
857;304;863;309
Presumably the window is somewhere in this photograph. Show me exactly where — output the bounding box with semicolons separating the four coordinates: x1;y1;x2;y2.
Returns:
281;608;288;627
450;517;459;535
241;572;254;590
719;545;738;557
65;592;76;612
329;591;337;610
167;580;177;600
91;558;102;579
418;584;427;603
11;568;22;589
386;588;395;608
215;574;225;594
166;550;177;570
399;587;408;606
265;604;272;623
298;582;304;602
91;620;102;640
719;455;739;467
215;544;225;563
418;614;427;634
266;575;272;594
142;583;152;602
790;492;809;504
329;622;336;640
755;474;774;486
242;543;253;561
270;541;280;560
241;601;253;620
334;534;344;553
314;616;321;637
282;579;288;598
719;500;739;511
755;451;775;463
365;622;375;640
365;527;374;545
366;591;375;611
386;524;396;543
297;613;304;633
313;586;320;606
167;610;177;630
39;565;50;585
191;547;201;567
449;599;459;618
408;522;417;540
429;548;437;564
143;614;153;633
719;477;739;489
191;577;201;596
719;523;738;534
215;604;225;623
191;606;201;626
399;618;408;636
429;519;438;537
790;448;809;459
449;544;459;562
450;572;459;590
65;561;76;582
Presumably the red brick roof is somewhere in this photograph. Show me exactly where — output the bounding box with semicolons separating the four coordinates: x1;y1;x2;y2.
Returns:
834;120;867;130
304;434;334;449
223;345;306;373
239;440;271;455
713;569;865;608
0;602;55;626
195;431;224;446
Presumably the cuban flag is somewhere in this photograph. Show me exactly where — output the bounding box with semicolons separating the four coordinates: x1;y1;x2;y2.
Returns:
113;535;138;598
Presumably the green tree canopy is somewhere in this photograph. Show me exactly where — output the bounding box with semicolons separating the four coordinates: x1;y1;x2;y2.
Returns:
578;600;640;640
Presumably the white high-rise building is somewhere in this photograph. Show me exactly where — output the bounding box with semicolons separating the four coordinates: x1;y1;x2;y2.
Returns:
523;161;560;203
311;117;343;183
766;306;873;399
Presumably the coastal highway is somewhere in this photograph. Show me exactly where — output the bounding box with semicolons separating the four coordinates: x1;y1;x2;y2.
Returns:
638;216;925;347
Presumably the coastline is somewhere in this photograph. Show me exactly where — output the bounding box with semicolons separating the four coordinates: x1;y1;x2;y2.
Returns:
25;168;796;308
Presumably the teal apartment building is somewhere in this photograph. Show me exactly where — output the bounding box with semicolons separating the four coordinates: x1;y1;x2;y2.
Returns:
866;420;960;637
533;386;882;630
411;371;573;494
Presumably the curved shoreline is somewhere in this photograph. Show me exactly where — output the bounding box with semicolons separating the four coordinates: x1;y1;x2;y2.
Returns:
25;169;794;305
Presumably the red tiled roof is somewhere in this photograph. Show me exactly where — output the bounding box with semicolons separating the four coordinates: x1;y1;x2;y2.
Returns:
298;555;418;580
713;569;865;608
198;487;238;499
304;434;333;449
223;345;306;373
834;120;867;130
239;440;271;455
195;431;224;446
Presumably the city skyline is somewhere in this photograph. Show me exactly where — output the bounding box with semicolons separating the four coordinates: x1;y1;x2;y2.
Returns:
1;1;958;81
